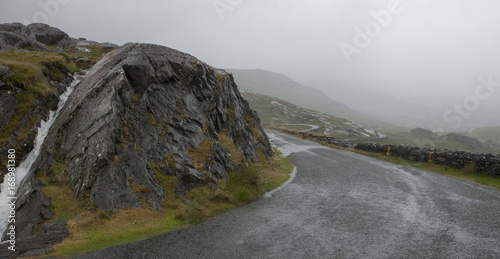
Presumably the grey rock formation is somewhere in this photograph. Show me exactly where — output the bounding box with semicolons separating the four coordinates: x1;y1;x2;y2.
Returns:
15;176;53;238
35;43;272;211
0;65;14;79
0;65;14;88
0;31;49;52
0;93;18;130
0;23;49;51
0;22;75;51
1;40;272;256
27;23;76;49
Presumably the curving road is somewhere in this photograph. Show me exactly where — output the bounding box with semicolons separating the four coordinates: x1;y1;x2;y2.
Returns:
78;131;500;258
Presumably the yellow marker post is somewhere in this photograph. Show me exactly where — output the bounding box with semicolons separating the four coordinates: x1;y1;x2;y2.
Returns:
386;146;391;156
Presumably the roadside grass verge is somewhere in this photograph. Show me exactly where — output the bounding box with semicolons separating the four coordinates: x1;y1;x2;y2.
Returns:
36;150;293;258
177;150;294;224
353;149;500;189
273;129;500;190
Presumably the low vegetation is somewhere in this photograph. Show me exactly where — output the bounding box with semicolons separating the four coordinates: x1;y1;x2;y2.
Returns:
0;50;75;147
34;149;293;258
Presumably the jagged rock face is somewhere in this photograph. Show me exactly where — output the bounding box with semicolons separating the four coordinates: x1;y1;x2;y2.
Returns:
0;23;75;51
39;43;272;210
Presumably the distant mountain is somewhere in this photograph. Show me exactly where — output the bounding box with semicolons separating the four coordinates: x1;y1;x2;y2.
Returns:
305;79;500;132
228;69;404;133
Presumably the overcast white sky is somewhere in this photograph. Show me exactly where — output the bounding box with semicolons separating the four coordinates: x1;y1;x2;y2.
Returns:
1;0;500;115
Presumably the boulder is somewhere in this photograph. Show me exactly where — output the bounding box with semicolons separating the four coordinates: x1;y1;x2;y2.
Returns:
0;65;14;88
0;31;49;51
0;22;75;51
34;43;272;211
0;65;14;79
27;23;75;49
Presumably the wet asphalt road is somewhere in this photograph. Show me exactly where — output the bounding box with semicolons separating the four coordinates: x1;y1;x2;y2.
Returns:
78;131;500;258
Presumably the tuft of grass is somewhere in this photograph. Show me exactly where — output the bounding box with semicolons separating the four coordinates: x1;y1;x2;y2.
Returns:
189;138;213;172
227;105;236;122
40;179;86;222
218;133;244;164
164;155;175;170
147;113;158;127
244;113;264;142
128;177;152;194
175;202;211;224
57;52;71;62
215;71;226;82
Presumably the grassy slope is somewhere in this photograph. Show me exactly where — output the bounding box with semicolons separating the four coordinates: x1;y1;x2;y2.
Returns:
241;90;378;140
0;46;114;151
0;51;76;147
229;69;349;114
